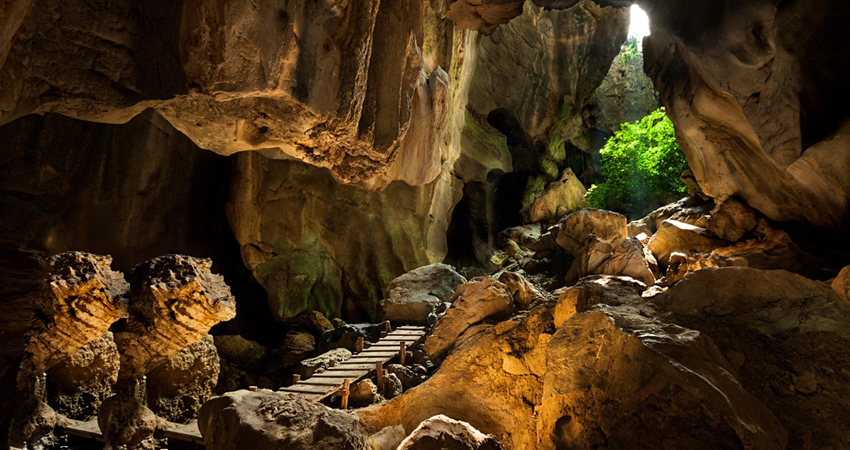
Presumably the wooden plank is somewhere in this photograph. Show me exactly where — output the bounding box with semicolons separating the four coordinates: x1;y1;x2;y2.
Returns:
398;326;425;330
356;351;399;357
64;419;104;442
280;384;337;394
297;379;344;387
335;363;385;370
163;421;203;444
313;370;367;378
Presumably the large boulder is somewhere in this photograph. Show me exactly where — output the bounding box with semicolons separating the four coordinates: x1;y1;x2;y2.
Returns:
661;267;850;449
97;388;158;450
379;264;467;326
594;237;658;285
423;278;515;361
556;209;627;256
115;255;236;383
833;265;850;302
146;334;220;423
647;219;725;266
397;415;502;450
46;332;120;420
298;348;352;379
198;390;367;450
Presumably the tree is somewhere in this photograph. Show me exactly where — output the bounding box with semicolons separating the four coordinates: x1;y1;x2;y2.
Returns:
584;108;689;217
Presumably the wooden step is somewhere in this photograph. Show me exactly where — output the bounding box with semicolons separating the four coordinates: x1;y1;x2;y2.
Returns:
281;384;341;394
163;421;203;444
64;419;103;442
313;370;366;378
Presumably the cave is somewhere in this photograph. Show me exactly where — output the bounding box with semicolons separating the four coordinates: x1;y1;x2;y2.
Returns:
2;0;850;449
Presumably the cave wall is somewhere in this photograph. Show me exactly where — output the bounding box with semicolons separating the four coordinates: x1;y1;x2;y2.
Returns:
0;110;271;336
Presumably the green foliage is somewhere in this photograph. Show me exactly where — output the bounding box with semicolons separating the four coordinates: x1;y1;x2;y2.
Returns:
584;108;690;217
619;36;641;64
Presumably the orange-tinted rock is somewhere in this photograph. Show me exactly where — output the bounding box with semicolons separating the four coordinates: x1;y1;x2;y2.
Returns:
397;415;502;450
19;252;129;388
46;332;119;420
115;255;235;383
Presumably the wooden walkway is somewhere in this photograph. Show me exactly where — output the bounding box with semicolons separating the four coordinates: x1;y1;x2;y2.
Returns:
64;419;203;444
279;325;426;402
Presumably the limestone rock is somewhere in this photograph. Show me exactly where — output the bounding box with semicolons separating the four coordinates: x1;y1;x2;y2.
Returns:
115;255;236;383
276;331;317;368
556;209;627;256
19;252;129;388
319;323;384;353
665;252;745;285
367;425;407;450
647;219;725;266
379;264;467;326
539;306;786;450
706;197;758;242
643;0;850;232
214;335;268;393
198;390;367;450
146;335;220;423
382;373;403;400
563;235;612;283
98;390;158;450
832;265;850;302
496;272;546;310
291;311;335;337
553;275;647;328
424;278;514;361
520;169;586;225
594;237;657;285
386;364;428;391
46;332;120;420
397;415;502;450
298;348;353;379
350;379;383;408
662;267;850;449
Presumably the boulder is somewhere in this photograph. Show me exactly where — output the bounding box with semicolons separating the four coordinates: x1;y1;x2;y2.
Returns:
423;278;515;361
115;255;236;383
665;251;745;285
276;331;317;367
46;332;120;420
496;272;546;310
594;237;657;285
385;364;428;391
520;169;586;225
539;306;786;450
382;373;403;400
98;395;158;450
662;267;850;449
350;379;383;408
146;334;220;423
19;252;129;388
291;310;335;336
379;264;467;326
319;323;384;353
706;197;757;241
214;335;268;392
298;348;353;379
367;425;407;450
832;265;850;302
564;235;613;283
553;275;647;328
198;390;367;450
647;219;726;266
397;415;502;450
556;209;627;256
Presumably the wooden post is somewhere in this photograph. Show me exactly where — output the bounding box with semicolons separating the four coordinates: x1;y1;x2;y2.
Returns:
384;321;392;333
340;379;351;409
376;361;384;394
399;341;406;365
292;374;301;384
355;336;364;353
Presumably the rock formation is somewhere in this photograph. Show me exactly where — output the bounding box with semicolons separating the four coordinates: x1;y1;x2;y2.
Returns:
397;415;502;450
46;332;120;420
199;390;367;450
379;263;467;325
146;334;220;423
115;255;236;383
19;252;129;388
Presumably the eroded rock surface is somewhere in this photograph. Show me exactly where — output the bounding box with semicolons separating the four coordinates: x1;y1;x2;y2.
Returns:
146;334;220;423
115;255;236;383
397;415;502;450
19;252;129;388
46;332;119;420
199;390;367;450
379;264;467;325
